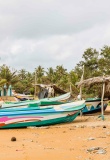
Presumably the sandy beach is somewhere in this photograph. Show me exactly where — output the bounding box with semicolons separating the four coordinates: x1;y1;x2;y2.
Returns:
0;107;110;160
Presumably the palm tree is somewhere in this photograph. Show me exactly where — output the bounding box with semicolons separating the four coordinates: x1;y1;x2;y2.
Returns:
35;65;45;83
69;70;78;85
18;69;27;80
0;79;7;85
24;72;34;93
46;67;55;83
14;71;34;94
57;74;68;90
0;65;19;95
68;70;79;94
55;65;67;77
55;65;68;87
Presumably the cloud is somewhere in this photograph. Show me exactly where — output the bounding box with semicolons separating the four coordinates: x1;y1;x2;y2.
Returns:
0;0;110;38
0;0;110;72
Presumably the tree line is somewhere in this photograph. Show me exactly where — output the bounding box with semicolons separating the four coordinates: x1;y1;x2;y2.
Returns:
0;45;110;97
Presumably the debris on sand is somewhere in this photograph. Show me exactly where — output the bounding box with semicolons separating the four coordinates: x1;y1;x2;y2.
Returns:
87;137;95;140
87;147;106;154
11;137;16;142
103;125;107;128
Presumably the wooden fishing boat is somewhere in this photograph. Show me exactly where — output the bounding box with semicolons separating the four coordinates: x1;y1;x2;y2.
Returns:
0;100;85;129
1;92;71;108
82;98;108;114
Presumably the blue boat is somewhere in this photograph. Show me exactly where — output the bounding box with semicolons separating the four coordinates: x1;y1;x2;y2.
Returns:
82;98;108;114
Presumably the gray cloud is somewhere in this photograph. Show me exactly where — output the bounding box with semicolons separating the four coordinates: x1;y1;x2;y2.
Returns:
0;0;110;38
0;0;110;72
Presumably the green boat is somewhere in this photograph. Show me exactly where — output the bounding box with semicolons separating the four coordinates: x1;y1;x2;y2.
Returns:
1;92;71;108
0;100;85;129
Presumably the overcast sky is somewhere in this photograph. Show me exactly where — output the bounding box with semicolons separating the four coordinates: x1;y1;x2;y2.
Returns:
0;0;110;72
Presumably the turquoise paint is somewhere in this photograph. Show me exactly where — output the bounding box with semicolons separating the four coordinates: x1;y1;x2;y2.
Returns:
7;87;12;96
4;89;6;96
0;100;85;129
1;112;79;129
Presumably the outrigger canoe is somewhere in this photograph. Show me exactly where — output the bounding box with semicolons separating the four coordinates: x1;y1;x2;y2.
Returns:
1;92;71;108
0;100;85;129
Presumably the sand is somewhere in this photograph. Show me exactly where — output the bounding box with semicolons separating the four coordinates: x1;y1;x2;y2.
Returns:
0;107;110;160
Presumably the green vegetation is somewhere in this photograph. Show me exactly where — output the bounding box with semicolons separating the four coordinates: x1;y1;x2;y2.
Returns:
0;45;110;97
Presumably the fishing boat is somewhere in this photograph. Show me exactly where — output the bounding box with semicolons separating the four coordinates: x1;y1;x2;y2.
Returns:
0;100;85;129
1;92;71;108
82;98;108;114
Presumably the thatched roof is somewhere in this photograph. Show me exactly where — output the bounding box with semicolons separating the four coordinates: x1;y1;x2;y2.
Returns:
76;76;110;88
76;76;110;99
34;84;67;94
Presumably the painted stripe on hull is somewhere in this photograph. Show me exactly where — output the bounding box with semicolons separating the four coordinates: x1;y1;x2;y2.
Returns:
0;111;79;129
0;101;85;114
0;100;85;129
0;111;77;124
82;104;107;114
85;101;100;109
82;99;108;114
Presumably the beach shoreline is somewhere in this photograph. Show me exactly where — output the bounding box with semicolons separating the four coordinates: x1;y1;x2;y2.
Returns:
0;107;110;160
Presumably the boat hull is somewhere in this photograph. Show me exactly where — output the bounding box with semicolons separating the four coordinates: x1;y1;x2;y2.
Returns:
0;111;79;129
82;99;108;114
0;100;85;129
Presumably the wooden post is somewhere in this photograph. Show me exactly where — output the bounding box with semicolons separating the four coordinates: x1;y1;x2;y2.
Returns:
79;87;82;99
79;65;84;99
101;82;105;120
34;69;37;99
